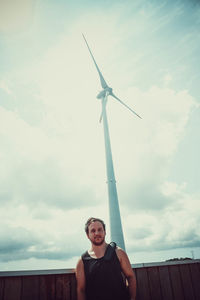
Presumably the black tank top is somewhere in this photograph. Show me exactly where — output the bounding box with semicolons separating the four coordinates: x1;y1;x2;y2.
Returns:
82;244;130;300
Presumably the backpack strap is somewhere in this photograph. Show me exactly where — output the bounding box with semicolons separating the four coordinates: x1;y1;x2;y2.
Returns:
81;251;91;261
104;242;116;261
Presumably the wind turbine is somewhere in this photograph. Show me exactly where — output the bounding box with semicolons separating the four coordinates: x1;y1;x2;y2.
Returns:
83;34;141;250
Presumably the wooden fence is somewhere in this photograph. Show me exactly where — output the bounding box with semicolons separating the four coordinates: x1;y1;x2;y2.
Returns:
0;259;199;300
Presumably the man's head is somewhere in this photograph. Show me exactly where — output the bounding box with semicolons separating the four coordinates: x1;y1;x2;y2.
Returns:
85;217;106;246
85;217;106;234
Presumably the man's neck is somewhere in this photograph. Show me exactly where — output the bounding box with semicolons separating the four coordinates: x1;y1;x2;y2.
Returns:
89;242;108;258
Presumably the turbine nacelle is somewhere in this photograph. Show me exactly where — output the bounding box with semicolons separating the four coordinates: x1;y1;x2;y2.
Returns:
97;87;113;99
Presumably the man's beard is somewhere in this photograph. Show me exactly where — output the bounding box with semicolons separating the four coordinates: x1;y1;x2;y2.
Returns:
92;236;105;246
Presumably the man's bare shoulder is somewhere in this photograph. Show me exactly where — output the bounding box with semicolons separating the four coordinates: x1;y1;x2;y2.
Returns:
116;246;127;258
116;246;124;252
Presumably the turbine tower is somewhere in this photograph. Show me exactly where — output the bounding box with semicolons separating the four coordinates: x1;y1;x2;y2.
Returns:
83;34;141;250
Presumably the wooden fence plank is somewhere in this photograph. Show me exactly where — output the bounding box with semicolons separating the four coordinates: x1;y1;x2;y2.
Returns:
158;266;173;300
148;267;162;300
69;274;77;300
21;275;39;300
135;267;151;300
39;274;55;300
189;263;200;300
0;277;4;300
55;274;71;300
180;264;195;300
4;277;21;300
169;265;184;300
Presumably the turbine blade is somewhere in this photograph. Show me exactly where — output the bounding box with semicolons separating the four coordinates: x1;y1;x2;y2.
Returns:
111;93;142;119
82;34;109;89
99;97;108;122
99;110;103;123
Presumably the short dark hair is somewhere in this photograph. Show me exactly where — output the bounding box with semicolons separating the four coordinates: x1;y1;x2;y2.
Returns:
85;217;106;234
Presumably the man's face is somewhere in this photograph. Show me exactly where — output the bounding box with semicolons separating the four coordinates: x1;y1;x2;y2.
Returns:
87;221;106;246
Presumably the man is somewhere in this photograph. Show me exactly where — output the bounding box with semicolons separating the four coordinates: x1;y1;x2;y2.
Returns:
76;217;137;300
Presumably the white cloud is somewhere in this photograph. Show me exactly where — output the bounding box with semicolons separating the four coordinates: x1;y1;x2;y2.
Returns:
0;79;13;95
0;0;36;33
124;181;200;255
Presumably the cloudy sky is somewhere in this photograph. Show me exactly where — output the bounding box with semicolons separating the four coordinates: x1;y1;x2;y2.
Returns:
0;0;200;271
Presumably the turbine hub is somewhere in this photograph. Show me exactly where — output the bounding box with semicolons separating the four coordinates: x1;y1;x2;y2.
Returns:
97;87;113;99
106;87;113;94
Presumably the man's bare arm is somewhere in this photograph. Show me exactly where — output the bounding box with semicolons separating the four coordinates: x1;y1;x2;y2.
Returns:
75;258;86;300
116;248;137;300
